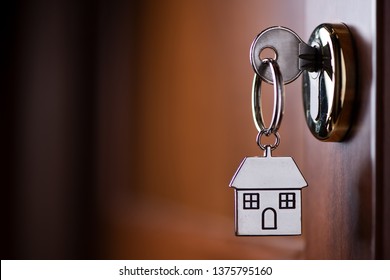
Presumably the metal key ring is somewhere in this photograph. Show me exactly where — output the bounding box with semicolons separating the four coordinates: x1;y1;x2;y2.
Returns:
252;58;285;135
256;130;281;151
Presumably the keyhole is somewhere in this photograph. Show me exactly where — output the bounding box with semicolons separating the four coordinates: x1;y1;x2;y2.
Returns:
259;47;278;61
309;72;320;120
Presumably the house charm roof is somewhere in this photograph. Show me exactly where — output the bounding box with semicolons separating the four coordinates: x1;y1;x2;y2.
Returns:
229;153;307;190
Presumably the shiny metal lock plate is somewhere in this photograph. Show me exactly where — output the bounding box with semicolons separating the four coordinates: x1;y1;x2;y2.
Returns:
302;24;356;141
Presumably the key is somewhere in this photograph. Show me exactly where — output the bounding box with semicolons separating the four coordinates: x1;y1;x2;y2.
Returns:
250;26;319;84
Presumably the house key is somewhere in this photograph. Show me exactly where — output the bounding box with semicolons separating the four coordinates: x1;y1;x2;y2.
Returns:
250;26;320;84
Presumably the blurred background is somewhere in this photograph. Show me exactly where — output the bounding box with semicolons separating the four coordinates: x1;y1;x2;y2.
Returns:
2;0;308;259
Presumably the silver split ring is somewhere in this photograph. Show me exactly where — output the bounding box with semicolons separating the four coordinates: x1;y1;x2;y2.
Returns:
252;58;285;135
256;130;281;151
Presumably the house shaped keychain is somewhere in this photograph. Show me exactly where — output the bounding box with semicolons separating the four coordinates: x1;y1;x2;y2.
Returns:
229;146;307;236
230;58;308;236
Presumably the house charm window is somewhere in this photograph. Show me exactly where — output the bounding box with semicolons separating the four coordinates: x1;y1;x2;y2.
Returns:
243;193;260;209
279;193;296;209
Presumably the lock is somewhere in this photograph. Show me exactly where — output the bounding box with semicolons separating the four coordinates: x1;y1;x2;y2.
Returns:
250;23;356;142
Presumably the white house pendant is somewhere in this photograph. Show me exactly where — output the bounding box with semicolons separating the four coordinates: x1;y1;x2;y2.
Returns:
229;149;307;236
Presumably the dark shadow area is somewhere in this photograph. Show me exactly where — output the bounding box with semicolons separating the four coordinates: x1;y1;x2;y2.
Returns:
1;0;138;259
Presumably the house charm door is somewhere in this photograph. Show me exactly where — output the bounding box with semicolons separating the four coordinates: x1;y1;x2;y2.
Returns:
229;146;307;236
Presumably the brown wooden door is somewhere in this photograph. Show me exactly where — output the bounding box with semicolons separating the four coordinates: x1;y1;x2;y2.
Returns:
299;0;389;260
301;0;378;259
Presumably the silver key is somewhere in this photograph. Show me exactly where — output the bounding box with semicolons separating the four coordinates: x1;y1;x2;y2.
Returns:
250;26;319;84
